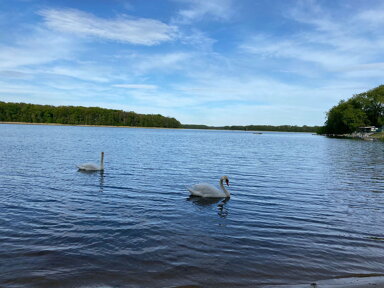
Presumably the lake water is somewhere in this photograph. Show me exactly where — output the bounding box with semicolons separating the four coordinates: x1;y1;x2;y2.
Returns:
1;124;384;287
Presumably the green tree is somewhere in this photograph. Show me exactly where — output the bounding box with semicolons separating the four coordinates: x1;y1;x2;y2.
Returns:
352;85;384;127
321;85;384;134
323;100;367;134
0;101;182;128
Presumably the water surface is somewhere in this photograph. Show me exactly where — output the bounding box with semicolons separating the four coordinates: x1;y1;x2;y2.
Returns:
1;124;384;287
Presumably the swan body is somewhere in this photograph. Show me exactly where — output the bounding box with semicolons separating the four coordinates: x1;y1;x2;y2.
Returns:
77;152;104;171
187;176;230;198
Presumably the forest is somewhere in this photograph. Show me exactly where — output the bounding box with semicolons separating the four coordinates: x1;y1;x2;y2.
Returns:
319;85;384;134
0;101;322;132
182;124;320;132
0;102;182;128
0;101;330;133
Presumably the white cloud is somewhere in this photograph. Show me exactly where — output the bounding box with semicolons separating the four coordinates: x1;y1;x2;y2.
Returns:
0;28;77;69
39;8;178;45
174;77;307;105
0;81;78;104
0;70;31;79
286;0;336;33
174;0;233;23
113;84;158;89
239;1;384;78
357;9;384;27
128;52;192;74
129;91;197;108
45;66;110;83
179;28;216;50
240;35;361;70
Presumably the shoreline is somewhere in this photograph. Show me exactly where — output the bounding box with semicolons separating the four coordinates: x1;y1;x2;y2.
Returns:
0;121;180;130
323;132;384;141
0;121;318;133
265;275;384;287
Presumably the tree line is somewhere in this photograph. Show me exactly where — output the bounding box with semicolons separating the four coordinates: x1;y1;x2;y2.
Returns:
0;102;182;128
182;124;320;132
319;85;384;134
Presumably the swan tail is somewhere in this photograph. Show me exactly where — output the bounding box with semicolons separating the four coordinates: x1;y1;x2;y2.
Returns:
186;186;203;197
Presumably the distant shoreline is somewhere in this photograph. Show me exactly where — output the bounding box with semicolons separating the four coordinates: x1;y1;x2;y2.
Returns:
323;132;384;141
0;101;320;132
0;121;179;130
0;121;319;133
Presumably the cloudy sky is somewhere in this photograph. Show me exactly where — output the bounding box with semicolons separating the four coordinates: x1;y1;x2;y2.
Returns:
1;0;384;126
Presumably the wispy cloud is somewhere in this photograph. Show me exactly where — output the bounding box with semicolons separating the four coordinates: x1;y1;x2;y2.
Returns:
39;8;178;45
179;28;216;50
127;52;193;74
357;8;384;27
240;0;384;78
174;0;233;23
0;28;77;69
113;84;158;89
44;65;111;83
240;35;361;70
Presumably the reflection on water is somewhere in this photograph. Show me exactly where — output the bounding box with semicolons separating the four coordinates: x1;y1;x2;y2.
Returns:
1;125;384;287
99;170;104;193
187;196;230;218
78;169;105;193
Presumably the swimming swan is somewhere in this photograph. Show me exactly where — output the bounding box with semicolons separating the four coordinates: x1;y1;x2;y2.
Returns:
187;176;230;198
77;152;104;171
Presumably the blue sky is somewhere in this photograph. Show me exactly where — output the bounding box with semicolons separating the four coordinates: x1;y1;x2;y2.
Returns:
1;0;384;126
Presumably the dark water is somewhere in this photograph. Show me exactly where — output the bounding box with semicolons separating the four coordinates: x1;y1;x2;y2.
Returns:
1;124;384;287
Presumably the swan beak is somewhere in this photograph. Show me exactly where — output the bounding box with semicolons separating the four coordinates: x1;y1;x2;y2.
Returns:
225;179;229;186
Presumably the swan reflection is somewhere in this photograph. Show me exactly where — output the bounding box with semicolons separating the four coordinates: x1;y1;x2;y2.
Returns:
98;170;104;193
78;169;105;193
187;196;229;218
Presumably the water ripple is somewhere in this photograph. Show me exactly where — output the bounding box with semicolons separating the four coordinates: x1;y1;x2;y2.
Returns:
1;126;384;287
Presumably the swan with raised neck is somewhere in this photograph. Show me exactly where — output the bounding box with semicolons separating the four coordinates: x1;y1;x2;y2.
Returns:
77;152;104;171
187;175;230;198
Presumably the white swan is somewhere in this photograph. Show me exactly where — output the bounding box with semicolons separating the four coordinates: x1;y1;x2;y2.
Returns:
187;176;230;198
77;152;104;171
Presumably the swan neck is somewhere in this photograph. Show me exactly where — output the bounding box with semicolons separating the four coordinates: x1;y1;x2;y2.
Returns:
220;178;230;198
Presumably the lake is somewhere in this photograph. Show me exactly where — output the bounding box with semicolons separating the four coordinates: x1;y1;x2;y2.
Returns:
1;124;384;287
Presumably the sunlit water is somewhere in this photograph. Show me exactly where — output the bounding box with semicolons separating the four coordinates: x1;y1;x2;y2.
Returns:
1;124;384;287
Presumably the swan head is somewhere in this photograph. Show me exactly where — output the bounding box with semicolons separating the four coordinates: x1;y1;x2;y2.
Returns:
222;175;229;186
